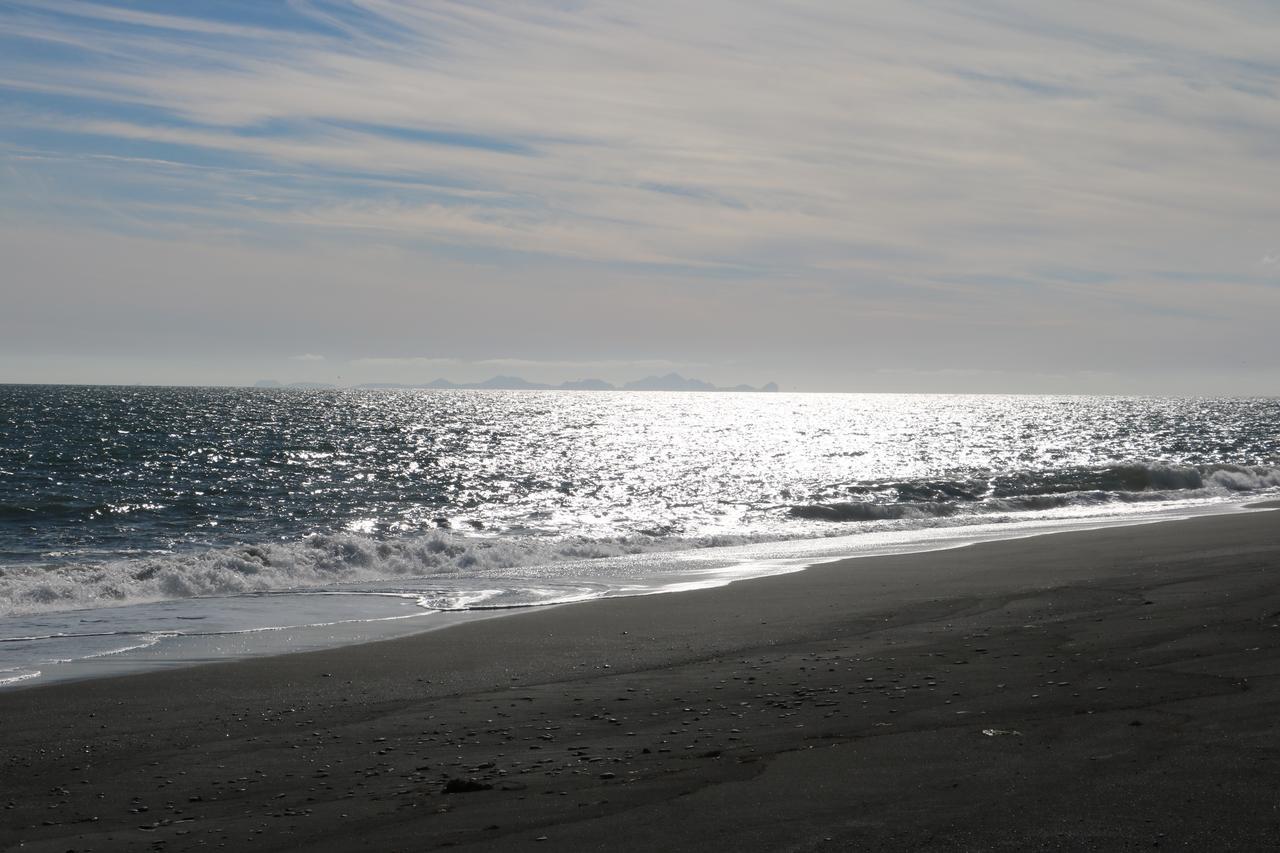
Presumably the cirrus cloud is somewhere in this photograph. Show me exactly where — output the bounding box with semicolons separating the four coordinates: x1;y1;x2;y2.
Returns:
2;1;1278;391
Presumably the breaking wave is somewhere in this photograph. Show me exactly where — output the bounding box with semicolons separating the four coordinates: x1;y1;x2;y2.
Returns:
0;530;772;617
790;463;1280;523
3;463;1276;618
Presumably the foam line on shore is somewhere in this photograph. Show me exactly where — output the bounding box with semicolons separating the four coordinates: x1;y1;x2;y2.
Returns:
3;498;1269;690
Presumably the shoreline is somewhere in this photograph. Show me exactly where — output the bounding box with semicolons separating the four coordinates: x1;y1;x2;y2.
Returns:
3;508;1280;850
4;499;1266;690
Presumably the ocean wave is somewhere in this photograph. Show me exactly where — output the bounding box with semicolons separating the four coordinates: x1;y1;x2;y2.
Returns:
791;462;1280;524
789;501;960;522
990;462;1280;497
0;530;772;617
4;462;1277;617
0;669;42;687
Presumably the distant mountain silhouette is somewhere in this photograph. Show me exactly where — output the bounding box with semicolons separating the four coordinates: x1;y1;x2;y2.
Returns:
263;374;778;392
623;373;778;392
476;375;553;390
623;373;716;391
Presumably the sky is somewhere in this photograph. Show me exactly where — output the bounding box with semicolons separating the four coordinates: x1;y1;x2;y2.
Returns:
2;0;1278;394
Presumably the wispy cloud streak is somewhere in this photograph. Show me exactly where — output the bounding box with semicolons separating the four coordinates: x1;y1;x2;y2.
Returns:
2;1;1279;390
4;0;1278;274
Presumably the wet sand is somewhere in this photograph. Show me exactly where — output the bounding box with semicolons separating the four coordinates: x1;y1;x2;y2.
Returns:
3;508;1280;851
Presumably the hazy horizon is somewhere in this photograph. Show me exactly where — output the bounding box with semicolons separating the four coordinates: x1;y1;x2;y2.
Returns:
3;374;1279;398
3;2;1278;395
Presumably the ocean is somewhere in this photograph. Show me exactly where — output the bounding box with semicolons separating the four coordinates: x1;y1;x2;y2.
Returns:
2;385;1278;686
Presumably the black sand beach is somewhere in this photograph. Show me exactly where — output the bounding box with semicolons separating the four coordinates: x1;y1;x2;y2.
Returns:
4;507;1280;851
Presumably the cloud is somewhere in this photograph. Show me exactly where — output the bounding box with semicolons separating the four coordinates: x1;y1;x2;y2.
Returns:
2;1;1279;392
289;353;326;362
4;1;1278;275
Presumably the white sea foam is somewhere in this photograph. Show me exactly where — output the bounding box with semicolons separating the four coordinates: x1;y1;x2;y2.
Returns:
71;632;168;661
0;669;42;687
1204;464;1280;491
3;498;1272;689
0;531;780;617
5;462;1279;618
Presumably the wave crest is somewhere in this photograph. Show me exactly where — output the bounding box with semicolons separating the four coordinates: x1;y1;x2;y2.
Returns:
791;462;1280;524
0;530;768;616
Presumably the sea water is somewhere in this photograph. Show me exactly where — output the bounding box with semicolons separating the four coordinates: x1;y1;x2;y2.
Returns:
2;386;1277;686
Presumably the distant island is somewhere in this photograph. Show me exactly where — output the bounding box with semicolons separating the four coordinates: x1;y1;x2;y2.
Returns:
254;373;779;393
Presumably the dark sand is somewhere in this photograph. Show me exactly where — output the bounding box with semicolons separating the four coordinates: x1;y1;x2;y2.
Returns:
4;509;1280;851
